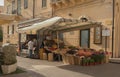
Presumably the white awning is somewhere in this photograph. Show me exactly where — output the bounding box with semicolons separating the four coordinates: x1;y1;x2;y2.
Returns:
18;17;62;33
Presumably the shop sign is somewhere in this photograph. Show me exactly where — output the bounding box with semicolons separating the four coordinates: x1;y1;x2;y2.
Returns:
94;26;102;44
102;30;110;36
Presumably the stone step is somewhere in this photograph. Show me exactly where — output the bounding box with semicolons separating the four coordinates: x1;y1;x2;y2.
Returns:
109;58;120;63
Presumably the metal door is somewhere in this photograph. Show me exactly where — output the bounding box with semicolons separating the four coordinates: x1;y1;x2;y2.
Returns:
80;29;90;48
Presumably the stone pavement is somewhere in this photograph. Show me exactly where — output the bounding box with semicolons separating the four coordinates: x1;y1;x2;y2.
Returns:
2;56;120;77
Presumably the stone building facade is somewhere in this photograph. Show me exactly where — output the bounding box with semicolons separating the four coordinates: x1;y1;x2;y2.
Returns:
2;0;120;58
2;0;52;44
51;0;113;53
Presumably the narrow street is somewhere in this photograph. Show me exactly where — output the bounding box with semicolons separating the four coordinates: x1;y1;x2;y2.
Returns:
2;56;120;77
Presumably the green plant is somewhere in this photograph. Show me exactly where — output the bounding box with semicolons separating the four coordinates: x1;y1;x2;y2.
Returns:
91;54;99;63
89;59;94;63
89;59;95;65
91;54;105;63
82;58;89;66
2;45;17;65
98;54;105;63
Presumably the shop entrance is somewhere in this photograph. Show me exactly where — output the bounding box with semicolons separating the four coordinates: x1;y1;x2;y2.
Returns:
80;29;90;48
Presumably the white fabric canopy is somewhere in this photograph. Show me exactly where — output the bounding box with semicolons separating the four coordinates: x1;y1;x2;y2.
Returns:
18;17;62;32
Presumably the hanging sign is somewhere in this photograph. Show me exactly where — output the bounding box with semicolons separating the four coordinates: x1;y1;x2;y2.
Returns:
102;29;110;36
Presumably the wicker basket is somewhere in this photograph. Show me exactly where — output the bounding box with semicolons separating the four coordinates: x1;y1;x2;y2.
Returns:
74;56;81;65
48;53;53;61
67;54;75;65
39;48;44;60
43;53;47;60
62;54;69;64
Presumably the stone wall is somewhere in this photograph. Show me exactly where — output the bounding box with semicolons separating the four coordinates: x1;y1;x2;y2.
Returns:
55;0;113;52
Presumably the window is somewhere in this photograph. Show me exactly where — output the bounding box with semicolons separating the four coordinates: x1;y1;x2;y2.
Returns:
12;0;15;14
42;0;47;8
17;0;21;15
24;0;28;9
7;5;11;14
7;26;9;34
12;25;14;34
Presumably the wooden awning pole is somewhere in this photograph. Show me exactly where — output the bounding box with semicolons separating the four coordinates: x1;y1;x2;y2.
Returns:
57;31;59;49
57;31;61;61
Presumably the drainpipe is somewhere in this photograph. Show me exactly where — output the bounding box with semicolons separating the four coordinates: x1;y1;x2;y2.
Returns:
33;0;35;18
112;0;115;58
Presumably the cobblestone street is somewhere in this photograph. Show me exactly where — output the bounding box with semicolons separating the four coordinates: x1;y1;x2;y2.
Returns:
1;56;120;77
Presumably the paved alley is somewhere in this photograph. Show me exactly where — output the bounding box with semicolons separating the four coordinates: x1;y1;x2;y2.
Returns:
1;56;120;77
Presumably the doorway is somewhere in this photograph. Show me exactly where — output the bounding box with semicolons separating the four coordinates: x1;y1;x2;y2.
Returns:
80;29;90;48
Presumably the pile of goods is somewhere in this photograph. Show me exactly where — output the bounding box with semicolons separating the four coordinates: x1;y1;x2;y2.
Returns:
62;46;111;66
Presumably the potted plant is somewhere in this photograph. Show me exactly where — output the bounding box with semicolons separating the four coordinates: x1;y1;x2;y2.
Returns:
89;59;95;66
98;54;105;64
81;58;89;66
91;54;100;65
1;44;17;74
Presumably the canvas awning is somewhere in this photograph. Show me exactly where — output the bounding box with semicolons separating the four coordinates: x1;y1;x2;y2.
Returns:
0;13;22;25
18;16;101;34
52;21;101;31
18;17;62;33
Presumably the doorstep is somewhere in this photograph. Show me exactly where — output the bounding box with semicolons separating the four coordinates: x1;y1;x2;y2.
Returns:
109;58;120;63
